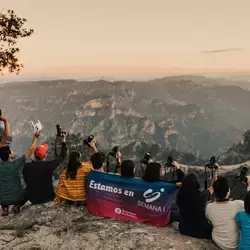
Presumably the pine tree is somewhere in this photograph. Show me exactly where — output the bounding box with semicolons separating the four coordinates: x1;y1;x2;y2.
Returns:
0;9;34;74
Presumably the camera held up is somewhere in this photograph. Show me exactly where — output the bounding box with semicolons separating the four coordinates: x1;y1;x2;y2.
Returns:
235;166;248;183
106;146;120;173
56;124;67;138
165;155;174;168
109;146;119;157
84;135;94;148
141;152;151;165
54;124;67;157
205;156;218;170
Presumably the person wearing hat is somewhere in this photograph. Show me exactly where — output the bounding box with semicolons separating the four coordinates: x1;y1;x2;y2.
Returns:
22;140;67;205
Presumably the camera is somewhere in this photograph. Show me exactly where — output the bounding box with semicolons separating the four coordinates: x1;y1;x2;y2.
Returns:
0;109;1;116
56;124;67;137
141;152;151;165
109;146;119;157
165;155;174;168
205;156;218;170
236;166;248;183
84;135;94;147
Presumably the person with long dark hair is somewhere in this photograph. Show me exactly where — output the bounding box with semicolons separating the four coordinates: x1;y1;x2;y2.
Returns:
143;162;161;182
54;142;106;205
121;160;135;178
142;161;184;224
177;172;215;239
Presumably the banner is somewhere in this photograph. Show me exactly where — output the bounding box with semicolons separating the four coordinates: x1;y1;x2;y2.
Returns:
86;171;177;227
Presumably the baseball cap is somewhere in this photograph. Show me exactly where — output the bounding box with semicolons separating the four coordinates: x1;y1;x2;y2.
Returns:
34;143;49;159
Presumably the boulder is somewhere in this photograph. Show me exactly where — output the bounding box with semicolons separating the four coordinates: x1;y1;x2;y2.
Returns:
0;203;219;250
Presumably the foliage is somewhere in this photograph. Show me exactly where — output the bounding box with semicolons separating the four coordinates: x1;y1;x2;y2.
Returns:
0;9;34;74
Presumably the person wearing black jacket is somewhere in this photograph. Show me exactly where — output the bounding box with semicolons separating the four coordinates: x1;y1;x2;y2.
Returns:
22;141;67;205
176;169;217;239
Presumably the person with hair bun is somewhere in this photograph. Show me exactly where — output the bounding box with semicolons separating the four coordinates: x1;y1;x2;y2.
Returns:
54;141;106;205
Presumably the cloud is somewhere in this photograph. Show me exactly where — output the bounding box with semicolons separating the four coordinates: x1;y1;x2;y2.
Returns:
201;48;243;54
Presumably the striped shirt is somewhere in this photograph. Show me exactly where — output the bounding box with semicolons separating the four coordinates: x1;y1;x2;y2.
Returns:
54;161;93;203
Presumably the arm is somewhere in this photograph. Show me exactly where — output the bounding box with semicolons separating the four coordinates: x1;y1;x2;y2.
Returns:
48;142;68;171
0;115;10;147
235;212;241;228
208;167;218;195
89;141;98;153
59;142;68;159
24;132;40;160
205;204;210;219
116;151;122;167
247;176;250;192
173;161;185;182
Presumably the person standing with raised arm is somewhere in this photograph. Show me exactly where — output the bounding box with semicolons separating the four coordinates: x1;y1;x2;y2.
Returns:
0;118;41;216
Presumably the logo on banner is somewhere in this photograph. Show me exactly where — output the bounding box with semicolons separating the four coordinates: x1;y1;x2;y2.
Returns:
115;208;122;215
143;188;165;203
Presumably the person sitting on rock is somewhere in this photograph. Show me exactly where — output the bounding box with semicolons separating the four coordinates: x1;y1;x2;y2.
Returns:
142;161;184;224
176;171;216;239
206;176;246;250
120;160;135;178
236;189;250;250
54;141;106;205
0;126;41;216
22;139;67;205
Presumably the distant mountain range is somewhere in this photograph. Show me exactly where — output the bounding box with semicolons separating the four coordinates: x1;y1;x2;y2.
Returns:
0;75;250;164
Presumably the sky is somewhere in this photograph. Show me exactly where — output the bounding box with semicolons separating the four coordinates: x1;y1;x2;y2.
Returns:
1;0;250;78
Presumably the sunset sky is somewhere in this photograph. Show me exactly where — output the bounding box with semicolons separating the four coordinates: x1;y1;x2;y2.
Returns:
1;0;250;78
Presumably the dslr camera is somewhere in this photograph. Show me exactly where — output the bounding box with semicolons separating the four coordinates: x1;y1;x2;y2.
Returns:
56;124;67;137
235;166;248;183
205;156;218;170
141;152;151;165
109;146;119;157
84;135;94;148
165;155;174;168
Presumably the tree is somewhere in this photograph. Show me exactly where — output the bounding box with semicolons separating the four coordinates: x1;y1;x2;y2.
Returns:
0;9;34;74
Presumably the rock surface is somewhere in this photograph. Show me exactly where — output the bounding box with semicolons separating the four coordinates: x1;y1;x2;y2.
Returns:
0;203;219;250
2;161;249;249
